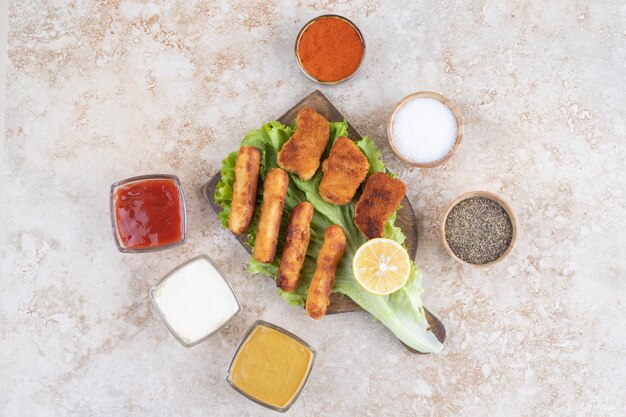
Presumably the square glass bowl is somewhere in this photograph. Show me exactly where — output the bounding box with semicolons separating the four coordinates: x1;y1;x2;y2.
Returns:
110;174;187;253
227;320;316;412
150;255;241;347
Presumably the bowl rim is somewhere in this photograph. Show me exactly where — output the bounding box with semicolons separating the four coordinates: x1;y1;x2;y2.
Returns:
440;191;517;268
110;174;187;253
225;319;317;412
149;254;242;348
387;91;464;168
294;14;366;85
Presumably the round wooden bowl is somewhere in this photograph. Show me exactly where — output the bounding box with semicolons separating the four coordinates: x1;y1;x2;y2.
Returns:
387;91;464;168
440;191;517;268
294;14;366;85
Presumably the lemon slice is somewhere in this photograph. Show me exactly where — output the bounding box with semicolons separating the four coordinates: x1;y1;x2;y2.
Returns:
352;238;411;295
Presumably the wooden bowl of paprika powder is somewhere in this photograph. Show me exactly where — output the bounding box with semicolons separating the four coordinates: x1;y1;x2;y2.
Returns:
295;15;365;85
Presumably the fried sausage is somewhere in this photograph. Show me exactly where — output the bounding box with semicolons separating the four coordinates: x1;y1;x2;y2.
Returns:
253;168;289;263
306;225;346;320
277;108;330;180
228;146;261;235
276;202;314;292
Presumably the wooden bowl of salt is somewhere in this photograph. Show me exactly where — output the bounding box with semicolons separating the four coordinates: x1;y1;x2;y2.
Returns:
387;91;464;168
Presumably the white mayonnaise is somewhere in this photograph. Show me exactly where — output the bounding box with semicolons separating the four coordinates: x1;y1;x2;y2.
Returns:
152;256;240;346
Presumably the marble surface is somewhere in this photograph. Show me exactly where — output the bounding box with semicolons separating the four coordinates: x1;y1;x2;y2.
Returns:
2;1;626;416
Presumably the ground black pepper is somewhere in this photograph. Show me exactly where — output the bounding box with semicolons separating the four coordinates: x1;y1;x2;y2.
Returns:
444;196;513;265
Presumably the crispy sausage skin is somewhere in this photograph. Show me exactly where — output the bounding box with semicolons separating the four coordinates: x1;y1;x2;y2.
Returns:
276;202;314;292
228;146;261;235
306;225;346;319
253;168;289;263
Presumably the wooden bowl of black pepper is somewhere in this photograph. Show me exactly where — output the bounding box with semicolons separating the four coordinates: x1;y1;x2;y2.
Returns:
441;191;517;268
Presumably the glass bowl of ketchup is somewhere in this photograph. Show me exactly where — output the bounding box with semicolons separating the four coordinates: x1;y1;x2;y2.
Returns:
110;174;187;253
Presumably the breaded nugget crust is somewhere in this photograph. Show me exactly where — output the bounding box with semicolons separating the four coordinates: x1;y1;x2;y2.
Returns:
319;137;369;205
277;108;329;180
354;172;407;239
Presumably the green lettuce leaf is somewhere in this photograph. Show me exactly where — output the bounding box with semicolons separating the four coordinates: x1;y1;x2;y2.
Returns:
356;136;386;174
214;120;443;353
384;211;406;246
214;151;238;228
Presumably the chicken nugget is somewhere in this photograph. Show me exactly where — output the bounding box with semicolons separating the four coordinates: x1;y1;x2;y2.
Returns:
319;137;369;205
277;108;329;180
354;172;407;239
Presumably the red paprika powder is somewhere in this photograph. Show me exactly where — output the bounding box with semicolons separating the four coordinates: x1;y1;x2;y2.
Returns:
296;16;364;83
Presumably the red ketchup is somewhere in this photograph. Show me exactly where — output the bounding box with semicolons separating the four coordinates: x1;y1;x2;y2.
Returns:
114;179;183;250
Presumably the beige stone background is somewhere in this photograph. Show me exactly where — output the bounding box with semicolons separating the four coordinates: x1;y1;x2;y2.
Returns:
2;1;626;416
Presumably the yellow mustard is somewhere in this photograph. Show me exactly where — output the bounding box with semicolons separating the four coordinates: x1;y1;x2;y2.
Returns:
229;324;314;409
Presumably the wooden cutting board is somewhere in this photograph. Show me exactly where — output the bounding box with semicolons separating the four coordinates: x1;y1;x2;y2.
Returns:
202;90;445;351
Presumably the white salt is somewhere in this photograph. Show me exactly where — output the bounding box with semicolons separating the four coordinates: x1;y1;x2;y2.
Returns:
392;98;458;164
152;256;240;346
